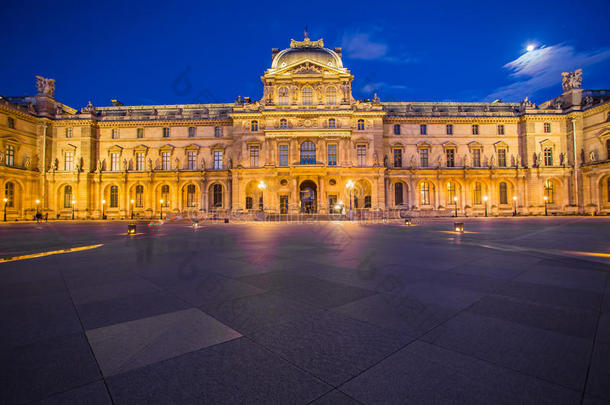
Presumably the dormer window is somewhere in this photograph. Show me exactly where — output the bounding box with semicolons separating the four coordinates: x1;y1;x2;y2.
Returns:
420;124;427;135
251;120;258;132
302;87;313;105
214;126;223;138
162;127;170;138
357;119;365;131
112;128;119;139
279;119;287;129
497;125;504;135
328;118;336;128
66;127;72;138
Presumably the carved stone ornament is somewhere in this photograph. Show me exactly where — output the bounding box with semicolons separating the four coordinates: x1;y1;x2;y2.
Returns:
36;76;55;97
81;101;95;113
561;69;582;92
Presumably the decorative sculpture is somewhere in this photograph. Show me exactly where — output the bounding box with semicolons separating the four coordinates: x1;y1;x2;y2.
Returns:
81;101;95;113
36;76;55;97
561;69;583;92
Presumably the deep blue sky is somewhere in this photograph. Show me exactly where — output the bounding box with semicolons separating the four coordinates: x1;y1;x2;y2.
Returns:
3;0;610;108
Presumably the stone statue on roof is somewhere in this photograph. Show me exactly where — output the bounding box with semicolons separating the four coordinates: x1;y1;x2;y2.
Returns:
561;69;582;92
36;76;55;97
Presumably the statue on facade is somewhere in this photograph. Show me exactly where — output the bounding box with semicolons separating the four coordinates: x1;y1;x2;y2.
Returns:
175;157;180;170
580;149;585;164
373;151;379;166
559;153;564;166
155;158;160;170
36;76;55;97
561;68;583;92
409;155;415;167
589;150;597;162
52;158;58;171
516;154;521;167
584;95;594;106
235;95;243;105
383;155;388;167
463;154;469;167
228;158;232;169
55;105;63;116
123;159;128;172
148;158;153;171
97;160;103;172
405;104;413;112
436;154;442;167
340;82;350;102
372;93;380;104
489;155;495;168
81;101;95;113
200;157;206;169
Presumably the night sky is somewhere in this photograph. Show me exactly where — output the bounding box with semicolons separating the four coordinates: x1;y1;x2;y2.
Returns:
3;0;610;108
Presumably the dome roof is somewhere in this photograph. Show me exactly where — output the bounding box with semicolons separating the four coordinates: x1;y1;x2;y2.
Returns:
270;36;343;70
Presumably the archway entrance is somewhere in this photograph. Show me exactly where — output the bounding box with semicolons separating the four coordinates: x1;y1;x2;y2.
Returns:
300;180;317;213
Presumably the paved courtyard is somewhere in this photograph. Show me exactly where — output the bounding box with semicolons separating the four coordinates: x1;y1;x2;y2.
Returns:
1;217;609;404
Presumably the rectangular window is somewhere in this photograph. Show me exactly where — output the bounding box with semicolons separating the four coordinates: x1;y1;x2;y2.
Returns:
163;127;170;138
65;152;74;171
327;144;337;166
112;128;119;139
357;145;366;166
162;152;170;170
136;153;145;171
137;128;144;138
188;127;196;137
498;149;507;167
544;122;551;133
446;149;455;167
5;145;15;166
498;125;504;135
250;146;259;167
187;151;197;170
544;148;553;166
393;149;402;168
472;149;481;167
110;153;119;171
393;124;401;135
420;124;427;135
213;151;223;169
472;124;479;135
420;149;429;167
66;127;72;138
446;124;453;135
279;144;289;166
214;127;222;138
7;117;15;129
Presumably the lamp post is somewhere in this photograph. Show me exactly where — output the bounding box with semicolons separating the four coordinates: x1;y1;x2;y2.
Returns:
257;180;266;211
346;180;354;213
130;199;134;220
160;199;164;220
3;198;7;222
543;195;548;216
101;199;106;219
35;199;40;215
71;200;76;220
512;196;517;216
453;196;458;217
483;195;488;217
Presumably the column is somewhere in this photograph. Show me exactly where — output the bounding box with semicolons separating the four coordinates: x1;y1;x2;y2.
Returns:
318;175;325;214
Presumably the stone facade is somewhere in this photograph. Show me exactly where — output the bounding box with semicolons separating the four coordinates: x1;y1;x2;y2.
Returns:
1;35;610;220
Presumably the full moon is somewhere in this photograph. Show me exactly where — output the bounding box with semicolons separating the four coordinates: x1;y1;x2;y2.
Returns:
526;44;535;52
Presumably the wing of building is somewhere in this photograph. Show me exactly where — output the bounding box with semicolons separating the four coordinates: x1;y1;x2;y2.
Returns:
1;35;610;220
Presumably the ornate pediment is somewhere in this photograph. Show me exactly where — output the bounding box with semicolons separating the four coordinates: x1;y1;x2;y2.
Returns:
292;62;322;75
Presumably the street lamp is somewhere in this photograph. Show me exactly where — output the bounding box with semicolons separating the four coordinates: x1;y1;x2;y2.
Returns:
130;199;135;220
160;199;164;220
101;199;106;219
483;195;488;217
257;180;266;211
3;197;7;222
512;196;517;216
71;200;76;220
543;195;548;216
346;180;354;213
453;196;458;217
35;199;40;215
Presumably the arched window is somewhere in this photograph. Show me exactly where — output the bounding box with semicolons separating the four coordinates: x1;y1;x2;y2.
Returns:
499;182;508;204
357;119;365;130
186;184;196;207
4;182;14;208
300;141;316;164
447;182;456;204
135;185;144;208
302;87;313;105
326;87;337;105
213;184;223;208
279;119;287;129
473;182;482;205
328;118;336;128
544;180;554;204
251;120;258;132
110;186;119;208
278;87;289;105
394;182;403;206
63;185;72;208
420;182;430;205
161;185;170;207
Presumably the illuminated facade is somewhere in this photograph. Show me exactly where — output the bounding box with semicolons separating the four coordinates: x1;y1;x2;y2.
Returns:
1;35;610;220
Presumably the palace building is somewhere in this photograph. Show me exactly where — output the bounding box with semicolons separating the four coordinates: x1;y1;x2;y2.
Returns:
1;35;610;220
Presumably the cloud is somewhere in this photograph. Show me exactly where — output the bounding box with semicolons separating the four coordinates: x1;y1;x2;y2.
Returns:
341;32;416;64
487;44;610;101
361;82;407;94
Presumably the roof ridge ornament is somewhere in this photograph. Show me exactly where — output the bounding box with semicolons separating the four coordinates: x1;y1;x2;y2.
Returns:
290;34;324;49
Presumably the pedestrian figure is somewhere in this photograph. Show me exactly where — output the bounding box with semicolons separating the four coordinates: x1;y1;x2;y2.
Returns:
36;212;41;224
44;213;48;222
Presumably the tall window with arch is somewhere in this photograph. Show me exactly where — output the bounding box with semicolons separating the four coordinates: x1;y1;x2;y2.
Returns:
279;119;287;129
302;87;313;105
278;87;289;105
251;120;258;132
186;184;196;207
420;182;430;205
300;141;316;164
161;185;170;207
473;182;482;205
110;186;119;208
135;185;144;208
544;180;554;203
326;87;337;105
63;185;73;208
499;182;508;204
4;182;14;207
213;184;223;207
394;182;404;206
544;148;553;166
